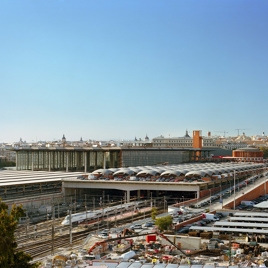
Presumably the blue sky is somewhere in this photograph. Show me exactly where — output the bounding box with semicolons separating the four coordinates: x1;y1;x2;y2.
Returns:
1;0;268;142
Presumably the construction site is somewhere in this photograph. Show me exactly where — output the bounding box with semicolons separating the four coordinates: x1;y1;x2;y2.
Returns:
39;210;268;268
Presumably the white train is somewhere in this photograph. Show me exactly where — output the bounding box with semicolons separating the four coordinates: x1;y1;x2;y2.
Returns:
61;211;97;225
61;201;143;226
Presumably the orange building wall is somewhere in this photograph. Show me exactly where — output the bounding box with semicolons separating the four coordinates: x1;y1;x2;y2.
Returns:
233;151;263;158
193;130;202;149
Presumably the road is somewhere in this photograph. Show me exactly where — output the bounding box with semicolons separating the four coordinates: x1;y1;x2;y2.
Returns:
197;174;268;212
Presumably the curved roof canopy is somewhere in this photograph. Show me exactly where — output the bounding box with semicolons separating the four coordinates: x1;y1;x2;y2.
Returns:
91;162;265;178
137;170;159;176
200;170;214;176
129;167;142;172
185;170;207;177
113;169;136;176
176;169;190;175
160;170;184;176
108;168;119;172
92;169;114;175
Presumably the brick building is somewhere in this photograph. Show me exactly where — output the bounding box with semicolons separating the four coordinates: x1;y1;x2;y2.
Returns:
232;147;263;162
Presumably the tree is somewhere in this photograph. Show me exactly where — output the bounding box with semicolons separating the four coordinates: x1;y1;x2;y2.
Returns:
260;147;268;159
0;159;16;168
155;215;173;231
0;199;39;268
151;207;157;220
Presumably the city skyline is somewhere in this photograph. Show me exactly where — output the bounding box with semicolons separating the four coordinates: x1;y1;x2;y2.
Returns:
1;0;268;142
1;129;267;144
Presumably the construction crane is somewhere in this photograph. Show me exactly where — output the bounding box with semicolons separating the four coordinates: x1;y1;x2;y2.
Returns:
235;129;247;136
215;131;228;137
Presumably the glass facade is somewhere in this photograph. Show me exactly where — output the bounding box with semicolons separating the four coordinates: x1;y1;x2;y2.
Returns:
121;149;191;167
15;148;192;171
16;150;121;172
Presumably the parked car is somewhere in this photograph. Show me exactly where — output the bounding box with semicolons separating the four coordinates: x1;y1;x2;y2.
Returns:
177;228;189;234
215;212;223;218
192;222;202;226
202;219;211;224
98;233;109;239
144;222;153;227
130;224;142;230
199;220;207;226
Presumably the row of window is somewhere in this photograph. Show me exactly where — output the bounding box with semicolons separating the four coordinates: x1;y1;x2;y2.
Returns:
153;140;215;145
153;144;192;147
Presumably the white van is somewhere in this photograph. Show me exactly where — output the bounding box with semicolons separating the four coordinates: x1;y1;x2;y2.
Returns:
241;201;255;206
202;213;219;221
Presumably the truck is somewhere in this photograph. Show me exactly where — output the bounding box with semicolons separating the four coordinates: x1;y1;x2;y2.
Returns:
202;213;219;221
241;201;255;206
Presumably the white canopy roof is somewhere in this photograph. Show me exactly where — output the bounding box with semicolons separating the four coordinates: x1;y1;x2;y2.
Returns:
160;170;184;176
254;201;268;209
113;169;136;176
137;170;159;176
185;170;207;177
92;169;113;175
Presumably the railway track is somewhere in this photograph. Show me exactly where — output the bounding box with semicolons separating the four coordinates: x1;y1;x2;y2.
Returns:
16;208;161;259
15;219;66;244
20;229;92;258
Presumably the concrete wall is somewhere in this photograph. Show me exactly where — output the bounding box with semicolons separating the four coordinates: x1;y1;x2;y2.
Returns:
63;180;200;193
5;193;64;211
223;180;268;209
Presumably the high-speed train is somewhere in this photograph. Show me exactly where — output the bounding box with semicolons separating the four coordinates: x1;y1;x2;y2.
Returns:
61;201;143;226
61;211;97;225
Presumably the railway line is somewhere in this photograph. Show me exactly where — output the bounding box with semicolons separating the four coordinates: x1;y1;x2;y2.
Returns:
15;200;151;240
15;218;65;243
19;229;91;258
16;207;160;259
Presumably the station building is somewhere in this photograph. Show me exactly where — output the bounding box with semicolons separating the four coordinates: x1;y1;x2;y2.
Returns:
13;130;215;172
14;147;212;172
62;162;265;203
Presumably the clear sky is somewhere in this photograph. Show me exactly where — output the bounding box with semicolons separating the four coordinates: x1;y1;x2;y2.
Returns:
1;0;268;143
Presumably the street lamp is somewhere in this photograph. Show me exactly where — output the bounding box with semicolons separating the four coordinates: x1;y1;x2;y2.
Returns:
209;189;211;207
144;200;147;219
233;170;236;210
68;205;73;247
265;176;267;196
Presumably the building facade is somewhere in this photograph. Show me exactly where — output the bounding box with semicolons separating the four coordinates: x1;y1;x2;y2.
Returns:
232;147;263;162
14;147;204;172
152;130;216;148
